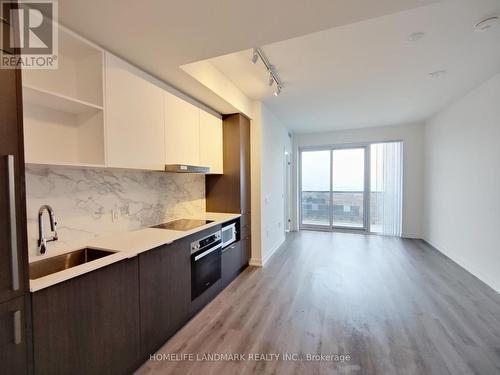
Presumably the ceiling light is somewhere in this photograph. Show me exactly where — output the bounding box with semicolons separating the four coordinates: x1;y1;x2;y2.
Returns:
474;16;499;32
251;48;259;64
428;70;447;78
251;47;284;95
407;32;425;42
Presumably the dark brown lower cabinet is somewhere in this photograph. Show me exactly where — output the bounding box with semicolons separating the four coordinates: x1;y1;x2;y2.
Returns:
29;228;249;374
31;258;140;375
241;236;251;268
221;242;241;288
0;296;30;375
138;240;191;358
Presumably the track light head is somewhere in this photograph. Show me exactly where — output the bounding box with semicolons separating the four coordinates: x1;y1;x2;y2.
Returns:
274;85;282;96
251;48;259;64
268;72;274;87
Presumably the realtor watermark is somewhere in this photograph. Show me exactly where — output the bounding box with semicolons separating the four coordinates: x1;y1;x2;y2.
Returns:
149;352;352;363
1;0;58;69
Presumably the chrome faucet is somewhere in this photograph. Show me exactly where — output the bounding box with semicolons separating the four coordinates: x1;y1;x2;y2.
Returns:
38;205;58;254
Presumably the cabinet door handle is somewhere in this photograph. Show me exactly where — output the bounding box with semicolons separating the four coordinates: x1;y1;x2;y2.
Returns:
13;310;21;345
7;155;19;291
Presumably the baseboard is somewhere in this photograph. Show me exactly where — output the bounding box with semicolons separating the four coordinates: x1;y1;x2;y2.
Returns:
249;258;262;267
248;237;286;268
261;237;285;267
422;238;500;294
401;233;421;239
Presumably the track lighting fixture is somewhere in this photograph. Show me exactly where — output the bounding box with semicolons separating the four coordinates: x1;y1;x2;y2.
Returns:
251;48;259;64
250;47;284;96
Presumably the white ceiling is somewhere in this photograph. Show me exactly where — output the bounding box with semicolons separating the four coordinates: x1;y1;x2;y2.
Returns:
209;0;500;132
55;0;438;115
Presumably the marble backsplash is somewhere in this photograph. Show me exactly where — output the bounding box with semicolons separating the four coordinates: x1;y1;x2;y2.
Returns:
25;166;205;256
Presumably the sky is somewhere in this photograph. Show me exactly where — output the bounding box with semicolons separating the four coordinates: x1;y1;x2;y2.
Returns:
301;143;402;192
301;149;364;191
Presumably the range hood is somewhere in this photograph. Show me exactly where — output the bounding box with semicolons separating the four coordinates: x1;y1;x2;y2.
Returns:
164;164;210;173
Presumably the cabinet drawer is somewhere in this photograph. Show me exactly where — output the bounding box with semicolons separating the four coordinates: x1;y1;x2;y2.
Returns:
222;242;241;287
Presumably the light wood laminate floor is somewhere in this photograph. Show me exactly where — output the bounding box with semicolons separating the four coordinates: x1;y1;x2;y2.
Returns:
136;231;500;375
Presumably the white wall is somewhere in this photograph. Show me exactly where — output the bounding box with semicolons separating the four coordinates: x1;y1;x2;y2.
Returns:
251;102;292;265
250;103;263;264
181;60;253;118
292;123;425;238
424;73;500;293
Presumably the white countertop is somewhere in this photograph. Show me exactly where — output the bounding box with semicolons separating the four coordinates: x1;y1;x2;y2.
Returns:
29;212;240;292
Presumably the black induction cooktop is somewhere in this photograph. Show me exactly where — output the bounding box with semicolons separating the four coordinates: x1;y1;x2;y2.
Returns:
151;219;214;231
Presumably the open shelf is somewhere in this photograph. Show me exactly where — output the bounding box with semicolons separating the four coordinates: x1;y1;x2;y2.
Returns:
22;27;104;106
23;85;103;114
23;104;105;166
22;25;106;167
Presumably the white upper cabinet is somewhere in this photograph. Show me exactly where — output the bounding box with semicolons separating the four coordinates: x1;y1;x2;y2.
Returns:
199;110;223;174
164;91;200;166
164;91;224;173
22;23;224;173
105;53;165;170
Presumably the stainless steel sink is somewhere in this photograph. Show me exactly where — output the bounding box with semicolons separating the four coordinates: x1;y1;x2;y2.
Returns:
29;248;115;279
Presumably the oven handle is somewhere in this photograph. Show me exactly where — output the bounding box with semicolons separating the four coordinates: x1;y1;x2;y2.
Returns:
194;243;222;261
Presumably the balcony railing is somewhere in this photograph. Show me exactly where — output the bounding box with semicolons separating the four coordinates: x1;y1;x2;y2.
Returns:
301;190;330;226
301;190;385;230
301;190;363;227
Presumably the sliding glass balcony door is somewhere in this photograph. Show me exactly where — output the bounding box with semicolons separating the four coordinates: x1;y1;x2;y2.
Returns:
300;142;403;235
300;146;368;231
332;148;367;229
300;150;331;227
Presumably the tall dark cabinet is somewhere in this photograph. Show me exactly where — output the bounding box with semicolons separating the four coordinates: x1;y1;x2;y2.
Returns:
206;113;251;266
0;5;32;375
